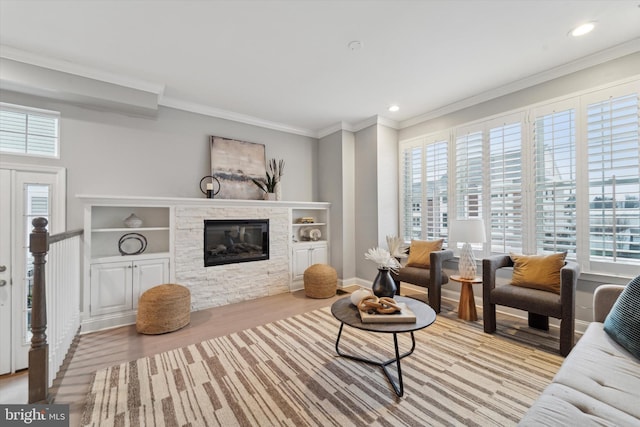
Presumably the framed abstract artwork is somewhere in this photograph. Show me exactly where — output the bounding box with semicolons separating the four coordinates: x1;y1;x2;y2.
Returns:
209;136;266;200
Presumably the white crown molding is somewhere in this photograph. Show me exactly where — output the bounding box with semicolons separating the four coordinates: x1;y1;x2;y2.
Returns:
159;96;317;138
376;116;400;130
317;116;400;139
317;122;347;139
400;38;640;129
0;45;165;96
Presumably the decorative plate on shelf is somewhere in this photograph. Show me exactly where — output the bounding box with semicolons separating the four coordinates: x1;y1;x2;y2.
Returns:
118;233;147;255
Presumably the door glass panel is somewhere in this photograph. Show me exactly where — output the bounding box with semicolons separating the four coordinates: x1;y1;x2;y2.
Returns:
23;184;50;343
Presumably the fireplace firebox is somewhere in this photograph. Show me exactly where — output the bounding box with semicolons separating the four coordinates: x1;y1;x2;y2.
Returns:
204;219;269;266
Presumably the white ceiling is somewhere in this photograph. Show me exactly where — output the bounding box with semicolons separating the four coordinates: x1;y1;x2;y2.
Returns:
1;0;640;137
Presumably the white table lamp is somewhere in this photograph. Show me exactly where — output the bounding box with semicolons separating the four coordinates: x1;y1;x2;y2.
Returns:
450;219;486;279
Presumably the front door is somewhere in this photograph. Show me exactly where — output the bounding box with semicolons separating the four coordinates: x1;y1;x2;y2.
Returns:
0;166;64;374
0;170;12;374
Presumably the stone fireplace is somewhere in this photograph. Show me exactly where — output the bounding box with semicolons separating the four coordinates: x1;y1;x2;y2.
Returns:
174;204;290;311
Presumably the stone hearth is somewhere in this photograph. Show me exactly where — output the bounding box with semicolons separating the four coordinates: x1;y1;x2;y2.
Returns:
174;205;289;311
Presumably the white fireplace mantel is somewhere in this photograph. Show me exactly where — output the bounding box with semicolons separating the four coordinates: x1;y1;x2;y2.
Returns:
77;194;330;209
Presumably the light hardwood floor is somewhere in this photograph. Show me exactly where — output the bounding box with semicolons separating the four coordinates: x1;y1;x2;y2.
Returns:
0;288;352;426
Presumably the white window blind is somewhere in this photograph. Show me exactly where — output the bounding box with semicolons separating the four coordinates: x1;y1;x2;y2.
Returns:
400;138;448;242
0;104;59;157
489;122;523;253
533;108;577;255
401;145;423;240
455;130;483;219
424;140;449;241
587;93;640;262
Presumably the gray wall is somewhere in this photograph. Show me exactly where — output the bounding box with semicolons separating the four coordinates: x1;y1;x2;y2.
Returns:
0;90;318;230
400;52;640;141
318;130;356;283
376;124;399;243
354;125;381;281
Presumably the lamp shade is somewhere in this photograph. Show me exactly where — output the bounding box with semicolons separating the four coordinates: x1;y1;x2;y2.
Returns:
449;218;486;244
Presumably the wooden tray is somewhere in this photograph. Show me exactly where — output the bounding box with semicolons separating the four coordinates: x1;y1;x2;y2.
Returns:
359;303;417;323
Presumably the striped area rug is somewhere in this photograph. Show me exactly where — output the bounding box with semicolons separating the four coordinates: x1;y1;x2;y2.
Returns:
81;305;563;426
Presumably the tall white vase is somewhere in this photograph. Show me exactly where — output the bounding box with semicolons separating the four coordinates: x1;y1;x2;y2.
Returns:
275;182;282;201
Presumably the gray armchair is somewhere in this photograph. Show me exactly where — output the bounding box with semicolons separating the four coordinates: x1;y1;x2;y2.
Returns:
391;250;454;313
482;254;580;357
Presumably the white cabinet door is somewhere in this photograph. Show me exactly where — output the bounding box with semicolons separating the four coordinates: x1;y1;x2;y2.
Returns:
292;246;312;281
90;257;170;315
90;261;133;316
310;244;328;265
132;258;170;309
291;242;328;281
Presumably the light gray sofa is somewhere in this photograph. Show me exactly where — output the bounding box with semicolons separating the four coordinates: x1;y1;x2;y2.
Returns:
519;284;640;426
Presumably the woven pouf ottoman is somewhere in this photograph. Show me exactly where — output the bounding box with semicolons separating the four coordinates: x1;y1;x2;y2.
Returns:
136;284;191;334
304;264;337;298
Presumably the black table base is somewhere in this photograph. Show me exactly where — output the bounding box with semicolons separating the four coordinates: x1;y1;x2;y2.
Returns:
334;322;416;397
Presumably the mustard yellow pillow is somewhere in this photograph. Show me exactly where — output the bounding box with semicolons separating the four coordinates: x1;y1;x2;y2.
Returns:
405;239;444;268
510;252;567;294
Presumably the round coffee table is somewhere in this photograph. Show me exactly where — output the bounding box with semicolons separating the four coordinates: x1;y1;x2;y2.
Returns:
330;295;436;397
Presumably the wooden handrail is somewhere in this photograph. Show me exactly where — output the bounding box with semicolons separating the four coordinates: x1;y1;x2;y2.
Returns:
49;228;83;244
28;219;84;403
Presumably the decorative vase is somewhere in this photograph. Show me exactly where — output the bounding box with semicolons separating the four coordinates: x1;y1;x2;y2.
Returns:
275;181;282;201
458;242;477;279
265;192;276;201
371;267;397;298
123;213;142;228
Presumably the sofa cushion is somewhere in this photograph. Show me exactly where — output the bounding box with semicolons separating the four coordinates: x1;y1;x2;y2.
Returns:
604;274;640;360
395;265;448;287
551;322;640;419
519;383;639;427
509;252;566;294
405;239;443;268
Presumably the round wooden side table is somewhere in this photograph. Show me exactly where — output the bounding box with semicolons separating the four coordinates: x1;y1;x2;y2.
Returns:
450;275;482;321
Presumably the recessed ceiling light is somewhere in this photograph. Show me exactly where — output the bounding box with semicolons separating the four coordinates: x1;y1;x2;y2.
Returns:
570;22;596;37
388;105;400;112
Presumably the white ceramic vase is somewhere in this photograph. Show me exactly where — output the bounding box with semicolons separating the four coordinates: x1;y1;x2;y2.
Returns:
123;213;142;228
275;181;282;201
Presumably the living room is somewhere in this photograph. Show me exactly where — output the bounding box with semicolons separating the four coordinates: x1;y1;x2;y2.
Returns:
1;1;639;426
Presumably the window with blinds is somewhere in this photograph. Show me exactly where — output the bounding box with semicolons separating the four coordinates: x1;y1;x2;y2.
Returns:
587;93;640;262
533;109;577;256
455;130;483;219
399;79;639;271
401;145;423;240
400;138;448;242
0;104;59;157
489;122;523;253
424;141;449;241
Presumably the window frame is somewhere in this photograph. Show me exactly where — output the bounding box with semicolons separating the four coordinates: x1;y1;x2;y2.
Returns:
399;132;450;244
0;103;60;159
